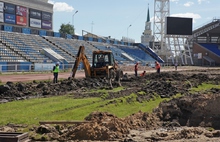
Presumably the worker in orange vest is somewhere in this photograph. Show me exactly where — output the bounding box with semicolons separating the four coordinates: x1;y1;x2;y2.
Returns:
155;61;160;73
140;70;146;76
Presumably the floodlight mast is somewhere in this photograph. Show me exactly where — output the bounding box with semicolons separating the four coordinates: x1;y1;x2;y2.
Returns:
127;24;132;39
72;10;78;27
153;0;193;65
153;0;170;56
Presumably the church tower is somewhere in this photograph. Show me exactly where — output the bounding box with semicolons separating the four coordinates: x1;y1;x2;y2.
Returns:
141;4;153;46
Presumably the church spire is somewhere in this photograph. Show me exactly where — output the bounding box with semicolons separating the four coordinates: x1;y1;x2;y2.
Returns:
147;4;150;22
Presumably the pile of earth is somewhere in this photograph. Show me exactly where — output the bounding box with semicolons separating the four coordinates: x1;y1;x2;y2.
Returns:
26;111;159;141
154;90;220;129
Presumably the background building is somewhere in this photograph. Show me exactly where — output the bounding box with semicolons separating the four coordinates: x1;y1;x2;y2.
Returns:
141;6;153;47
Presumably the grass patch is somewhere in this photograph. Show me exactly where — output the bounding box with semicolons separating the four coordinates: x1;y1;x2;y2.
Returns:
190;83;220;93
0;91;180;127
97;93;171;118
87;87;125;99
173;93;182;98
0;96;103;125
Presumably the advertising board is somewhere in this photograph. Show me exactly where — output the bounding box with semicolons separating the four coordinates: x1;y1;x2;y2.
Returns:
42;12;52;21
29;9;41;19
30;18;41;28
12;26;22;33
0;12;3;22
46;31;53;36
16;15;27;26
42;20;52;29
4;3;15;14
16;5;27;17
0;2;4;12
4;13;15;24
30;29;38;34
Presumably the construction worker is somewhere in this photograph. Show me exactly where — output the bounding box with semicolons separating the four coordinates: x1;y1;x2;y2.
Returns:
140;70;146;76
175;62;178;71
134;62;138;77
97;54;105;67
53;62;59;83
155;61;160;73
123;73;128;79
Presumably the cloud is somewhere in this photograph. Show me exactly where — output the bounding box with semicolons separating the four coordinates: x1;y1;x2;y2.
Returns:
48;0;74;12
170;0;179;4
198;0;210;4
184;2;194;7
171;13;201;23
170;0;179;2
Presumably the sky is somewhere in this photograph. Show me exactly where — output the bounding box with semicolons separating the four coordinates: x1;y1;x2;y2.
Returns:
48;0;218;43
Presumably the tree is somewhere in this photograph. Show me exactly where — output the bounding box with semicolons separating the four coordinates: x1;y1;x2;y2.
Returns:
59;23;75;35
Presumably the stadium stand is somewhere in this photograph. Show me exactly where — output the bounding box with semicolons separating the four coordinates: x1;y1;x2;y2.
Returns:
0;41;26;62
118;45;155;65
41;36;74;63
90;42;133;64
136;43;164;63
0;31;53;63
199;43;220;57
44;37;98;64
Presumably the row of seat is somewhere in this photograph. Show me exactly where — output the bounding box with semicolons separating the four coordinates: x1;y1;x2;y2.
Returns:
0;31;53;63
0;30;157;65
200;43;220;56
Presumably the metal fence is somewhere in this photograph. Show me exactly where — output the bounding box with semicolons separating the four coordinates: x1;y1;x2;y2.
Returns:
0;62;179;73
0;63;83;72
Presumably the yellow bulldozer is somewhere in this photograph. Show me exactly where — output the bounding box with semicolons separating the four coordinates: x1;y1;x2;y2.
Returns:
71;46;123;88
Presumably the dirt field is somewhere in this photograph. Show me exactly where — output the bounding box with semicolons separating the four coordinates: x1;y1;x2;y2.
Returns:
0;66;216;83
0;66;220;141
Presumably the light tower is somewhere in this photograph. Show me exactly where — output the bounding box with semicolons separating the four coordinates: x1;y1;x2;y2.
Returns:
153;0;170;61
153;0;193;65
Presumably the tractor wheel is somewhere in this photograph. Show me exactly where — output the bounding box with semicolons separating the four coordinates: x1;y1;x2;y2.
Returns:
116;69;123;81
109;69;116;80
116;69;123;87
109;69;116;89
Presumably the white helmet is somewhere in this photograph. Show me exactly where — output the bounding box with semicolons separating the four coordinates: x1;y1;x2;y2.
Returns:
56;62;59;65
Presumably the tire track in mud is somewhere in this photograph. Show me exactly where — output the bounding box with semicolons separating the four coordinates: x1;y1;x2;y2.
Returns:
49;87;142;115
49;100;104;115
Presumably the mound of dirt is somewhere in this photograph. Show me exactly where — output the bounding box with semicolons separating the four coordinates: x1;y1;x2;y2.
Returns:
0;78;111;103
29;111;159;141
154;93;220;129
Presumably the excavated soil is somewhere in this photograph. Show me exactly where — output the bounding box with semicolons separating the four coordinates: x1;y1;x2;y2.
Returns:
0;68;220;141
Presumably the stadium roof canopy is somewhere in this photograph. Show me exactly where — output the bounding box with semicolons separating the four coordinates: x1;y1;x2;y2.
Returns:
193;19;220;37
